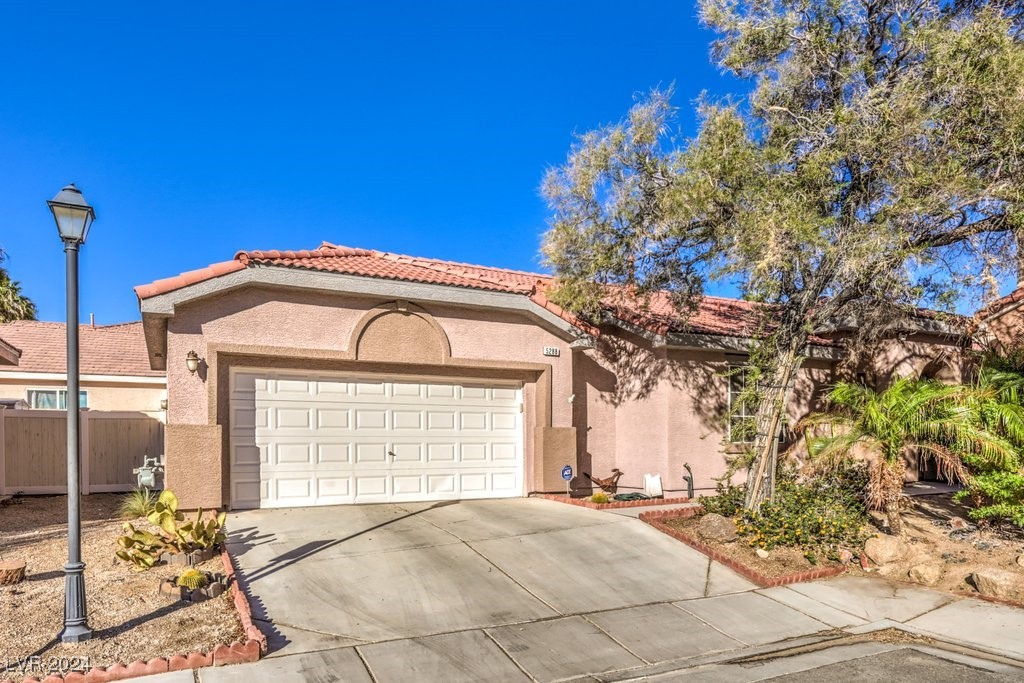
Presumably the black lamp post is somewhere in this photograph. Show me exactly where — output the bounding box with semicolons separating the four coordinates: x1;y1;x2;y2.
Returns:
48;183;95;643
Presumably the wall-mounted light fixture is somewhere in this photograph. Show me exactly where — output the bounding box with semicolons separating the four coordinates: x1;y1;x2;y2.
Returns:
185;350;201;375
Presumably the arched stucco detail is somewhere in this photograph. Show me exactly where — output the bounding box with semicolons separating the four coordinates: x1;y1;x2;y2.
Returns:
350;300;452;364
918;356;960;384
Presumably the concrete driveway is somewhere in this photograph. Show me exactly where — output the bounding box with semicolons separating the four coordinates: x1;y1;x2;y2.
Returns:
227;498;760;646
214;498;1024;682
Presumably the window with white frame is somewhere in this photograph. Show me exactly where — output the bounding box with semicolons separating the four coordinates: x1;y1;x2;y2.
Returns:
728;364;757;443
27;389;88;410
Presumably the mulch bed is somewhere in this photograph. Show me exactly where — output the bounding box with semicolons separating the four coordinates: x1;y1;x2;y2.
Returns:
540;493;692;510
639;507;848;587
0;494;264;682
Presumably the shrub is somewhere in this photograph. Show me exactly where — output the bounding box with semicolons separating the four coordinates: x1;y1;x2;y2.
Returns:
736;465;869;562
699;482;746;517
955;470;1024;527
119;488;158;519
590;492;610;504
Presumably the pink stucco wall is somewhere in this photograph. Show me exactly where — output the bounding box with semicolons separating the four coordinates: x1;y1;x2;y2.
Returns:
166;287;575;428
162;283;970;502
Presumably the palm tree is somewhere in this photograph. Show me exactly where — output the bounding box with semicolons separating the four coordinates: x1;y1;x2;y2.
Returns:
799;377;1016;535
0;250;36;323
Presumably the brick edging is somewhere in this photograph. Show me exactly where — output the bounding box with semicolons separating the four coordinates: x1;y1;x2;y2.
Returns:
540;494;692;510
953;590;1024;610
638;508;848;588
2;545;265;683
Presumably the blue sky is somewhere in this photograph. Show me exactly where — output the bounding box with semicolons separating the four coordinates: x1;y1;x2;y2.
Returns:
0;2;738;323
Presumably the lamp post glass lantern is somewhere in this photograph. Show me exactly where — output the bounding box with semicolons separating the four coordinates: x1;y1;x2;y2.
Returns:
48;183;94;643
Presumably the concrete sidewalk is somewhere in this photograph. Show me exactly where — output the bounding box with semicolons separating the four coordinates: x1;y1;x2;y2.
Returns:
167;575;1024;682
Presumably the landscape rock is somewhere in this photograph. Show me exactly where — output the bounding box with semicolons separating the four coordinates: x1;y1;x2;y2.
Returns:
698;513;739;543
755;548;769;559
1017;555;1024;568
970;568;1021;599
839;549;854;564
949;516;970;531
864;534;907;565
908;563;942;585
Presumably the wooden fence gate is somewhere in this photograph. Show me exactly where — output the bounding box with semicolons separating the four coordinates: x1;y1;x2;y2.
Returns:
0;410;164;495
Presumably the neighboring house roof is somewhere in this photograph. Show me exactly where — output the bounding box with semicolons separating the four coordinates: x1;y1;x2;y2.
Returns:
977;286;1024;322
0;321;164;377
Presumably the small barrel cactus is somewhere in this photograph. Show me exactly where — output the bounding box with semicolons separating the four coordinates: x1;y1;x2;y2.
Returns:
176;569;209;590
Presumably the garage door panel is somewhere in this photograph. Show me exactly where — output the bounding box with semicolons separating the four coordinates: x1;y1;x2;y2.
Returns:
492;443;517;461
355;409;387;429
392;474;424;496
491;413;518;431
276;407;313;429
316;408;350;429
460;411;488;430
492;472;519;493
354;381;387;397
460;473;489;493
427;411;456;430
427;443;456;462
392;410;423;430
427;474;456;494
392;443;423;463
316;477;352;500
274;378;315;397
356;475;388;497
391;382;423;398
460;443;488;461
427;384;456;399
355;442;388;463
275;443;313;465
230;371;523;508
317;443;351;463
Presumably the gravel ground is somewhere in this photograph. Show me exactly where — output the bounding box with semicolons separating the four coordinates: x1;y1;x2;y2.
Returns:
0;494;243;674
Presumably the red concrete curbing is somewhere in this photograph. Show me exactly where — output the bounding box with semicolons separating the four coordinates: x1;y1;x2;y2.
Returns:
638;508;848;588
541;493;692;510
1;545;265;683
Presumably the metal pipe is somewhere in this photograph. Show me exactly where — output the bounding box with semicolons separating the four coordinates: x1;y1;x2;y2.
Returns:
682;463;694;500
60;240;91;643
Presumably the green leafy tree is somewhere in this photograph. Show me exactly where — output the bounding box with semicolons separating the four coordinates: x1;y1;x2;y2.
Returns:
0;249;36;323
800;378;1016;534
541;1;1024;508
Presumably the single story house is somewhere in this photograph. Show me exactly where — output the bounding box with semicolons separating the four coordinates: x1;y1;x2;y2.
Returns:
0;321;166;418
136;242;970;511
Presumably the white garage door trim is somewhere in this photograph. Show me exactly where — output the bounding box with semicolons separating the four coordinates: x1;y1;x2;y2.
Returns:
229;368;524;509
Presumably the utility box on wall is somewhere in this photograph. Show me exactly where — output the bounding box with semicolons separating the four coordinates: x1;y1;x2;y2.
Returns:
536;426;577;491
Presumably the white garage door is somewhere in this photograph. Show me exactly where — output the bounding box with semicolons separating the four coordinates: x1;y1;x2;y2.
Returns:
229;370;524;509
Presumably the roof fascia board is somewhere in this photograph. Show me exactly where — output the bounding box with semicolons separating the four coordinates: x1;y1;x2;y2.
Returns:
663;332;843;360
0;339;20;366
138;266;583;339
0;371;166;384
815;315;959;337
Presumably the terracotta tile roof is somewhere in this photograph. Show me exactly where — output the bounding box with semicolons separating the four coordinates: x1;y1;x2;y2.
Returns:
977;287;1024;321
133;242;820;341
0;321;164;377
